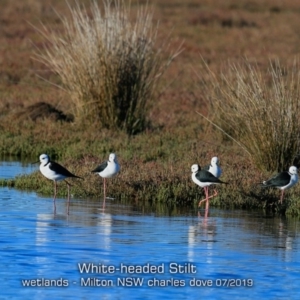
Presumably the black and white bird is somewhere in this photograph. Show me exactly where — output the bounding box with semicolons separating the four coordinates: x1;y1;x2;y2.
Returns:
260;166;298;203
203;156;222;199
91;153;120;208
203;156;222;178
191;164;227;211
37;154;82;214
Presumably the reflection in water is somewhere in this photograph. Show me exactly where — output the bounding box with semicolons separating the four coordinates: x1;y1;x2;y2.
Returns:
188;210;217;265
35;208;113;251
1;161;300;299
1;189;300;299
97;213;113;251
234;213;298;260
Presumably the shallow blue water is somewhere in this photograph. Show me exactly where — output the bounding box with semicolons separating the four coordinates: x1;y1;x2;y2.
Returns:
1;162;300;299
0;158;37;179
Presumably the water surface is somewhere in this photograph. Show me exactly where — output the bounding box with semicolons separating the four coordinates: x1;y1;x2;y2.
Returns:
1;162;300;299
0;158;37;179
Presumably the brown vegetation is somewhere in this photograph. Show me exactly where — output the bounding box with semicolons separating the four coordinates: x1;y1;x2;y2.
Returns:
14;102;73;122
1;0;300;214
199;59;300;173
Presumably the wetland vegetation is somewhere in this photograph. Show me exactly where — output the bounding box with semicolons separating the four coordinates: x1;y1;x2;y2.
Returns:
1;0;300;215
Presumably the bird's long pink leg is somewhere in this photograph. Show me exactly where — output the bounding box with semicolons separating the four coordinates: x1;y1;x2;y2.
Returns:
198;206;209;218
198;188;218;207
53;181;57;214
212;188;219;197
205;186;210;211
103;178;106;209
280;190;284;204
66;181;70;215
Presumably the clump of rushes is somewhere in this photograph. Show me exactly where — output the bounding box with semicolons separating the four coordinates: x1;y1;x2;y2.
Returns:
34;0;181;134
198;59;300;172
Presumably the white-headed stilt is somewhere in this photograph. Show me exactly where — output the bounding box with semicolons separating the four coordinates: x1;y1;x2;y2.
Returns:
203;156;222;178
203;156;222;200
91;153;120;208
37;154;82;214
191;164;227;211
260;166;298;204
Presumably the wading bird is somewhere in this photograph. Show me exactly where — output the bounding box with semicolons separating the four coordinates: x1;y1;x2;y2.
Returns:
36;154;82;214
260;166;298;204
203;156;222;199
91;153;120;209
191;164;227;212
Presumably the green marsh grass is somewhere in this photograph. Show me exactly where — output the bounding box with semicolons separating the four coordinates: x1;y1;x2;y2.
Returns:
3;145;300;215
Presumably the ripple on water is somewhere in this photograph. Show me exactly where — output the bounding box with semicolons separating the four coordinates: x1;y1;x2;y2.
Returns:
1;162;300;299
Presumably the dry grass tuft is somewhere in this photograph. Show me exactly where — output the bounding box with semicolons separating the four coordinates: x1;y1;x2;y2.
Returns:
33;0;181;134
199;58;300;172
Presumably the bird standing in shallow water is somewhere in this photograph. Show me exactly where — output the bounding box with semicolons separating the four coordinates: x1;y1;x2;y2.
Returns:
191;164;227;212
37;154;82;214
260;166;298;204
203;156;222;199
91;153;120;209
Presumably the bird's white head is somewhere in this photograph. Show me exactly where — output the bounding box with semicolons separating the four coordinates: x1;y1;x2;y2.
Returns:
289;166;298;175
39;154;50;164
191;164;200;173
211;156;219;165
109;153;117;162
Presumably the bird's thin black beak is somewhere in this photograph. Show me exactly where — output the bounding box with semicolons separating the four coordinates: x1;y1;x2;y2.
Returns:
31;160;40;165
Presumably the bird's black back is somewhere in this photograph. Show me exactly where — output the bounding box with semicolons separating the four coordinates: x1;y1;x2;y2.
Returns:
91;161;108;173
196;170;227;184
262;171;290;187
49;161;82;179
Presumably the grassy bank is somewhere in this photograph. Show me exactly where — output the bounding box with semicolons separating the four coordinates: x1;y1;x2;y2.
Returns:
2;122;300;215
1;0;300;215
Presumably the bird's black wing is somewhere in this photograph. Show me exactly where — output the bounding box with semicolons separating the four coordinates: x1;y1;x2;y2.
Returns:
91;161;108;173
196;170;227;184
49;162;81;179
262;171;290;187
